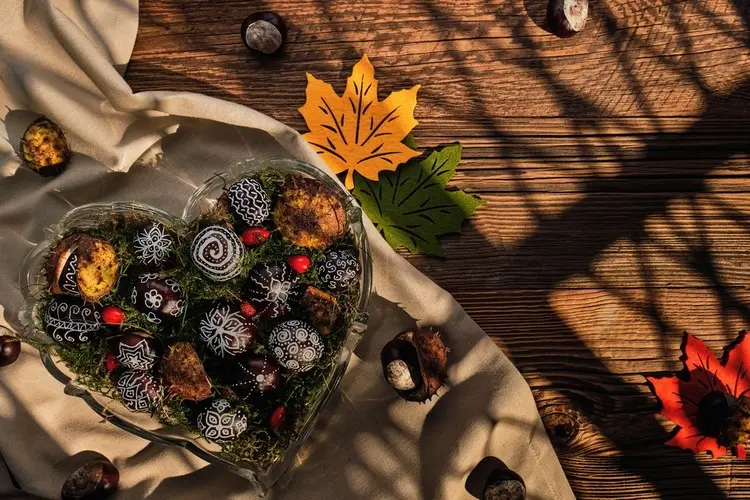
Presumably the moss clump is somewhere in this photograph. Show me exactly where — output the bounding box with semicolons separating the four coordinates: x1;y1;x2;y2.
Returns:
35;169;362;470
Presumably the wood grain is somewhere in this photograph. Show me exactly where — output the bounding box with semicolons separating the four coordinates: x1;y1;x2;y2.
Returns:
126;1;750;498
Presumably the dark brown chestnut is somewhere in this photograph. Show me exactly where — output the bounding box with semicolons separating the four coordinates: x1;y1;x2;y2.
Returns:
0;335;20;367
381;328;448;403
482;463;526;500
60;458;119;500
241;12;287;55
547;0;588;38
231;355;281;398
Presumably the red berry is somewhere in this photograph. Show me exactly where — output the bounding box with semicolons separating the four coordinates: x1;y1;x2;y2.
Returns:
102;306;125;325
270;405;287;433
0;336;21;368
240;301;257;318
241;227;271;246
105;352;118;372
287;255;311;274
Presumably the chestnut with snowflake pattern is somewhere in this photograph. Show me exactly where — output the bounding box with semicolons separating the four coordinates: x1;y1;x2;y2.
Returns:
198;303;256;358
115;333;158;370
133;222;175;267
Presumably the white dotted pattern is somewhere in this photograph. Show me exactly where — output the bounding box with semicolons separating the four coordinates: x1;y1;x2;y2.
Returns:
117;370;160;412
317;249;361;292
190;226;244;282
268;320;324;373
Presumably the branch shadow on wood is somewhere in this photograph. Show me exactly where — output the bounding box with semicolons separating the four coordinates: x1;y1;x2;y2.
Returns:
125;0;750;497
407;0;750;499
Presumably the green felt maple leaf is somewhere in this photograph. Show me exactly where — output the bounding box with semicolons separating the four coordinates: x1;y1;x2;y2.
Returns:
353;144;484;257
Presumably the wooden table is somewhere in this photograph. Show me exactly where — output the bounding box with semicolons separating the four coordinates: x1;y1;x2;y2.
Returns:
125;1;750;498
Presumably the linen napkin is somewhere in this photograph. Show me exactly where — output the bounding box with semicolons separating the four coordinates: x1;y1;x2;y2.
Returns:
0;1;575;499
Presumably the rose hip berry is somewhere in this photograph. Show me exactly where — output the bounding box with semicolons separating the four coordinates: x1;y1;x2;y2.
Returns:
270;405;287;433
105;353;118;372
287;255;311;274
240;301;257;318
241;227;271;246
102;306;125;325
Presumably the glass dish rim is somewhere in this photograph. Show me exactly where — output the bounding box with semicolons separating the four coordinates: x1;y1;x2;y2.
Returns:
17;157;373;494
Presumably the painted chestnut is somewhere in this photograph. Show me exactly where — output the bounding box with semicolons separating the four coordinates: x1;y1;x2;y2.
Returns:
241;12;287;55
547;0;588;38
231;355;281;397
381;328;448;402
114;332;158;370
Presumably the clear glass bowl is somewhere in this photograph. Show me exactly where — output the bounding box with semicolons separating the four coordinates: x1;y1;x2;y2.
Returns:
18;158;372;495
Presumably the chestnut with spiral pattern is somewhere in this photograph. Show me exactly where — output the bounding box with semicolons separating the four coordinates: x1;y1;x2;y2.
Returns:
190;225;245;282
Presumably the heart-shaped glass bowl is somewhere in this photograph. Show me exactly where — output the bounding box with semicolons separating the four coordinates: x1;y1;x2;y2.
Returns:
18;157;372;495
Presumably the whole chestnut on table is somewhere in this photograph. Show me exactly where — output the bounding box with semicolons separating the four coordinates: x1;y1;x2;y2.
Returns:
241;12;288;55
60;457;119;500
0;335;20;367
547;0;588;38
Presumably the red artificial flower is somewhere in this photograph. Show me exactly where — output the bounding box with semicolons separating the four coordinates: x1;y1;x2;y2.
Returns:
647;331;750;460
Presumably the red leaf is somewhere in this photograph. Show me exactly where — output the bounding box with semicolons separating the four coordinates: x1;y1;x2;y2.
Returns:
647;331;750;459
666;426;726;459
722;330;750;399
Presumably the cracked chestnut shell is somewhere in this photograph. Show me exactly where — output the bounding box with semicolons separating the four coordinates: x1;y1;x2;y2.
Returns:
381;328;448;402
20;116;71;177
46;234;119;301
273;176;347;249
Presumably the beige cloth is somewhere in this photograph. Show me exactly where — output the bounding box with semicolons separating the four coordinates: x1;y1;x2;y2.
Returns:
0;1;575;499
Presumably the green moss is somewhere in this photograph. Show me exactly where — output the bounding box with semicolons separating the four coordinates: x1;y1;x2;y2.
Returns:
34;169;363;471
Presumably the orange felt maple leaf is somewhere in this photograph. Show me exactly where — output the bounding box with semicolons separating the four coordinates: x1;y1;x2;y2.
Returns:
299;55;420;189
647;331;750;460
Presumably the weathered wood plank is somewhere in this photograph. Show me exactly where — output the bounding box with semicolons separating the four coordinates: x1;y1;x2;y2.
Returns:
126;0;750;498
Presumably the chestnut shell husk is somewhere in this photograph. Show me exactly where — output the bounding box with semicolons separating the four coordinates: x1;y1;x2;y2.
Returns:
381;327;448;402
